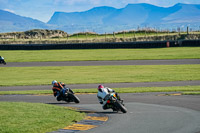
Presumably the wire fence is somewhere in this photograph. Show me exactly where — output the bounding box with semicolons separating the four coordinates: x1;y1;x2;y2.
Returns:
0;29;200;44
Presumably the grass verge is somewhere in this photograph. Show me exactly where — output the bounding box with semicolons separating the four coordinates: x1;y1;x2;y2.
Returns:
0;47;200;62
0;65;200;86
0;102;85;133
0;86;200;95
182;91;200;95
75;85;200;94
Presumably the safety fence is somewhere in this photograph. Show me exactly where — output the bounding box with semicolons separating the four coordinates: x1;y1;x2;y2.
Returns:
0;40;199;50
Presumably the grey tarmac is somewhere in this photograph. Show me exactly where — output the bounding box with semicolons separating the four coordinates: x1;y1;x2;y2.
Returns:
0;93;200;133
0;80;200;91
0;59;199;67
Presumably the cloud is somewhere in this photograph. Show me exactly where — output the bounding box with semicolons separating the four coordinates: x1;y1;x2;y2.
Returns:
3;9;15;13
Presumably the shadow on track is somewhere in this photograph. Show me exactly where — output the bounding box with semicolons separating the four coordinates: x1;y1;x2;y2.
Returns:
46;102;79;105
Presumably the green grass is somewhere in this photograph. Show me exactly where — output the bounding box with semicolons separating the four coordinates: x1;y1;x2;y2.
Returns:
0;86;200;95
0;47;200;62
0;102;85;133
0;90;52;95
182;91;200;95
0;65;199;86
75;86;200;94
68;31;173;39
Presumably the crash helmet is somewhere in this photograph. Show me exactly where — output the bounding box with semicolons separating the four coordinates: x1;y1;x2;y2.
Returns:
52;80;58;86
97;84;104;91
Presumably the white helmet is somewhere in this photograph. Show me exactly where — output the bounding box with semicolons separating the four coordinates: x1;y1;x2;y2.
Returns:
52;80;57;86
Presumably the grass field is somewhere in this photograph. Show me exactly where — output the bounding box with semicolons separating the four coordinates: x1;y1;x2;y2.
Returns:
67;31;179;39
0;102;85;133
0;65;199;86
0;47;200;62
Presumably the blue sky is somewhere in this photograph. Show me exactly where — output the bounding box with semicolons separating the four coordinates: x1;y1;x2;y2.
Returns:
0;0;200;22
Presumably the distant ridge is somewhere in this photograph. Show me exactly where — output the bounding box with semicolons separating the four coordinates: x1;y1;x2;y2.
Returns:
48;3;200;26
0;10;47;33
48;6;117;25
1;3;200;33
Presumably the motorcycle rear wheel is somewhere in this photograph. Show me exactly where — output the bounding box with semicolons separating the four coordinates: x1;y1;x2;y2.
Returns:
115;101;127;113
69;94;80;103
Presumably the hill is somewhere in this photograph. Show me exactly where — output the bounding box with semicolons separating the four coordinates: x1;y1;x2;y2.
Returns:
0;29;67;39
0;9;48;33
47;3;200;33
48;6;117;26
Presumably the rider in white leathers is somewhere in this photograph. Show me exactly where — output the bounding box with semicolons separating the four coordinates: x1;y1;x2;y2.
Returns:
0;56;4;60
97;84;120;110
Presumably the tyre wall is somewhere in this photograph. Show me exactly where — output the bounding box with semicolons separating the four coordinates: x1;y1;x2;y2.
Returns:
0;40;199;50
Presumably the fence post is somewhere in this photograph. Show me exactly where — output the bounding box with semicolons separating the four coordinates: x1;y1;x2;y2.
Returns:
134;31;136;39
178;27;181;35
156;30;158;37
145;30;147;41
113;32;115;39
105;32;107;42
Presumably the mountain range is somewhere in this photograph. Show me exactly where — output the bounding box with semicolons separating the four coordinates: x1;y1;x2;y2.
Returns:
0;3;200;33
0;10;47;33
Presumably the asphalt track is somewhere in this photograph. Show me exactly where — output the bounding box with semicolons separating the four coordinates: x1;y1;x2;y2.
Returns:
0;59;200;133
0;93;200;133
0;80;200;91
0;59;200;67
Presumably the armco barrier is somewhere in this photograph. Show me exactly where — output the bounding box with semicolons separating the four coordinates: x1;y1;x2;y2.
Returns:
0;40;199;50
181;40;200;47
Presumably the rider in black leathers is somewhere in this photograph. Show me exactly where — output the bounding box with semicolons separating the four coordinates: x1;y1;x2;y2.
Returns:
0;56;6;64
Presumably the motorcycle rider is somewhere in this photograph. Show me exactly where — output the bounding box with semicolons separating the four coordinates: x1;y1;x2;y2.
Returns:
52;80;73;101
0;56;5;63
97;84;122;110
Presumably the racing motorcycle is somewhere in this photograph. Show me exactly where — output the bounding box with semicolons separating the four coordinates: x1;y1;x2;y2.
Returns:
106;93;127;113
59;88;80;103
0;59;6;65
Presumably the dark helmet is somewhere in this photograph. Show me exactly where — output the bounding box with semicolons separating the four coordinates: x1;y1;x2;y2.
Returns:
98;84;104;91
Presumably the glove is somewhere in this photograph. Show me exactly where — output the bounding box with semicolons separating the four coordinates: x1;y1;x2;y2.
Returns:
100;101;103;104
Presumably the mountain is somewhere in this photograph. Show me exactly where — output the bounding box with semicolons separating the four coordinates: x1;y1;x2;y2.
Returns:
47;3;200;33
161;3;200;24
1;3;200;33
0;9;48;33
103;3;168;25
48;6;117;26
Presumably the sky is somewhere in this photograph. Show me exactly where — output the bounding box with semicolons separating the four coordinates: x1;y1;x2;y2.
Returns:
0;0;200;23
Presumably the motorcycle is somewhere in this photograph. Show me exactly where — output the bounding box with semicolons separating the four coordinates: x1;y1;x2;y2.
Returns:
0;59;6;65
59;88;80;103
106;93;127;113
